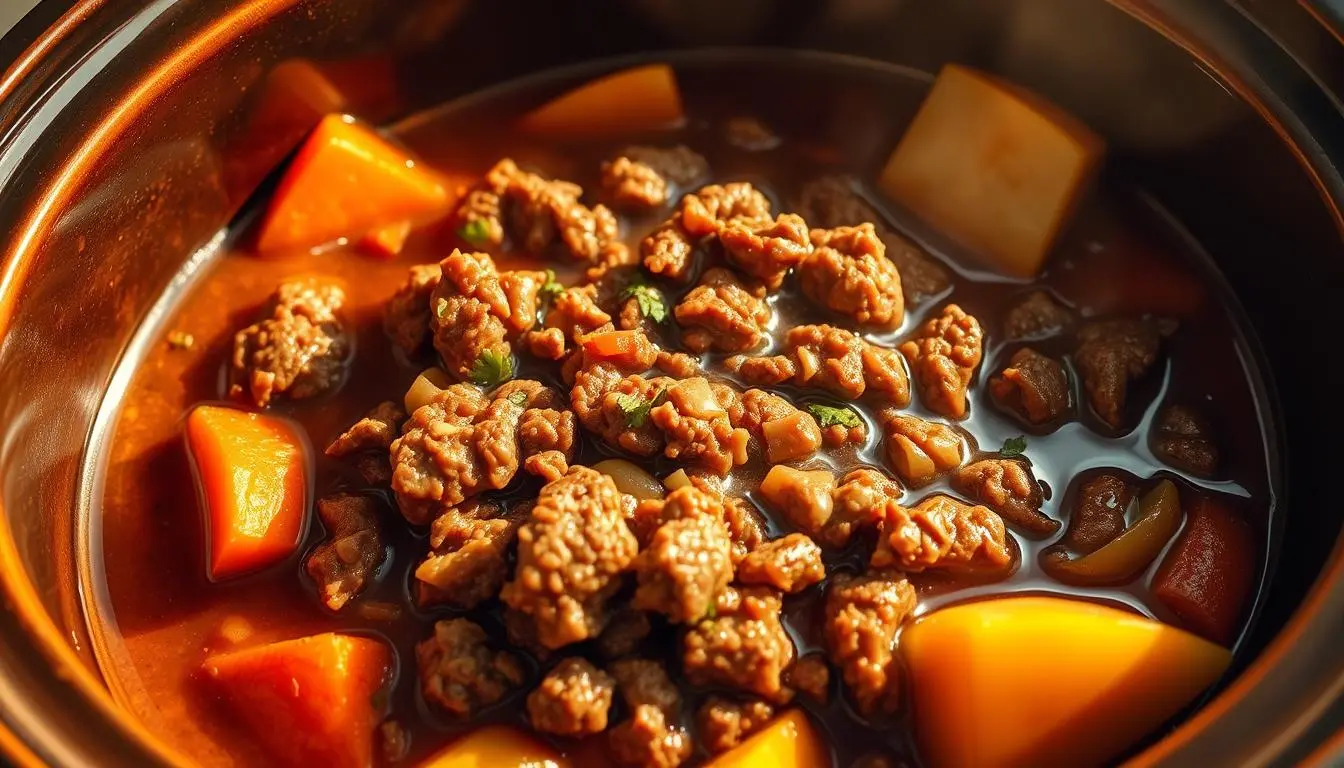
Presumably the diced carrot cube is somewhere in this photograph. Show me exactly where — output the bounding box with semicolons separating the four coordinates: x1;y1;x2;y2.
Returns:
519;64;684;138
201;633;392;768
706;710;829;768
420;724;570;767
1152;496;1258;645
185;405;310;580
256;114;449;255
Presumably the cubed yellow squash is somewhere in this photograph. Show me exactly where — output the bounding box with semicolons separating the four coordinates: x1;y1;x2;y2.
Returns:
707;709;829;768
419;724;568;768
519;64;684;137
879;64;1105;279
902;596;1231;768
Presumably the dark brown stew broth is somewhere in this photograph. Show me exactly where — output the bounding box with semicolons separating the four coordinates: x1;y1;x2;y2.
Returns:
93;56;1276;767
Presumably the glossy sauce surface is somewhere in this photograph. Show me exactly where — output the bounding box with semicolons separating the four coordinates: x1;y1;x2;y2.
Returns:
92;55;1277;766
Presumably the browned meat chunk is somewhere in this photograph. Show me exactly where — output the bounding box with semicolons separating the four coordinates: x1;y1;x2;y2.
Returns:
825;570;915;716
883;414;965;487
598;609;652;659
801;224;904;328
416;618;523;718
682;586;795;702
724;116;781;151
630;484;764;567
698;697;776;754
900;304;984;419
429;250;542;381
383;264;441;357
414;500;524;609
432;296;509;383
601;145;709;210
545;284;614;346
230;280;349;406
1074;318;1164;428
785;654;831;704
828;468;901;547
527;658;615;736
989;348;1070;425
633;512;734;623
498;269;547;334
656;351;700;378
733;389;821;464
674;268;771;353
571;364;669;457
719;213;811;291
1048;474;1133;556
730;325;910;405
304;494;384;611
871;495;1013;574
452;158;620;262
523;327;567;361
736;534;826;593
389;383;533;524
681;182;773;236
951;459;1059;535
1004;290;1073;339
608;659;691;768
610;658;681;718
326;401;404;458
518;407;576;473
501;466;639;648
1151;404;1220;476
649;377;750;474
641;222;698;283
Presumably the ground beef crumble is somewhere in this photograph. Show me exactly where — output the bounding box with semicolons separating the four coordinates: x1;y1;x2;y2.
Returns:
899;304;984;419
824;570;916;717
608;660;691;768
414;500;525;609
951;459;1060;536
416;618;524;718
633;511;734;623
727;324;910;405
882;414;965;487
800;223;904;328
988;347;1070;425
674;267;771;353
1004;290;1073;339
697;697;776;754
870;495;1012;574
326;400;404;458
526;658;615;736
1074;318;1165;429
383;264;441;357
230;279;349;407
304;494;384;611
736;533;826;593
682;586;795;702
601;145;709;211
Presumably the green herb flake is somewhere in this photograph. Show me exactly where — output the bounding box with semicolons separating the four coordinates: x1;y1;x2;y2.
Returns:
468;350;514;387
434;297;449;319
620;281;669;324
457;218;491;247
1000;435;1028;458
807;403;862;430
538;269;565;302
617;387;668;429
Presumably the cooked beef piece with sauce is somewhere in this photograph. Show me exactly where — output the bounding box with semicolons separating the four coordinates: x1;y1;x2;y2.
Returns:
785;654;832;705
882;413;965;487
383;264;442;357
326;400;405;457
870;495;1012;574
1049;474;1135;557
900;304;984;419
682;585;796;702
731;389;822;464
230;279;350;406
728;324;910;405
1074;317;1166;428
827;468;902;546
801;223;904;328
989;347;1070;425
600;145;709;211
417;618;524;718
415;500;526;609
1003;290;1073;339
632;510;734;623
641;221;698;283
698;697;776;754
719;213;811;291
649;377;750;474
527;658;616;736
825;570;916;717
428;250;544;381
674;267;771;353
304;493;385;611
951;459;1060;536
608;659;692;768
736;533;826;593
1151;404;1220;477
597;608;653;660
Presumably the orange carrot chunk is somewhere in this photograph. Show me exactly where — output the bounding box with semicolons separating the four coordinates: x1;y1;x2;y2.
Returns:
707;709;829;768
519;64;684;138
357;220;413;259
185;405;310;580
256;114;449;255
420;724;571;768
201;633;392;768
581;330;649;369
1152;496;1257;646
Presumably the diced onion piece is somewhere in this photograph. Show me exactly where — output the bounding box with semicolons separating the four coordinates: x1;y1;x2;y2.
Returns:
670;377;724;419
404;367;450;414
519;64;684;138
663;469;692;492
593;459;665;502
761;411;822;464
758;465;836;533
879;64;1105;278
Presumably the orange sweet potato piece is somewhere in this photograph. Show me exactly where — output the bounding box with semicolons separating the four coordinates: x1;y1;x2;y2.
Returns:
706;709;829;768
420;724;570;767
201;633;392;768
256;114;449;254
519;64;684;138
1152;496;1257;646
185;405;310;580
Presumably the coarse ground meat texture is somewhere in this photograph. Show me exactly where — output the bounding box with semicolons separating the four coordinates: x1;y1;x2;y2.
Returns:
633;512;734;623
951;459;1059;536
610;658;681;717
801;223;904;328
498;269;547;334
628;484;764;566
883;414;965;487
608;659;691;768
828;468;902;547
686;477;768;563
719;212;811;291
680;182;773;237
825;570;916;716
649;377;750;475
326;401;404;458
230;279;349;407
416;618;524;718
682;586;795;702
989;347;1070;425
501;466;639;648
1151;404;1220;477
793;175;951;301
522;327;567;361
518;407;576;472
871;495;1013;574
389;383;530;524
601;145;709;211
899;304;984;419
429;250;543;380
674;267;771;354
736;534;826;593
1047;474;1133;557
733;389;821;464
1004;290;1074;339
432;295;509;382
728;324;910;405
598;609;652;659
785;654;832;704
454;158;620;262
570;365;668;457
641;221;698;283
656;351;700;379
526;658;615;736
698;697;775;754
543;284;614;345
414;500;524;609
303;494;384;611
382;264;441;357
1074;318;1164;428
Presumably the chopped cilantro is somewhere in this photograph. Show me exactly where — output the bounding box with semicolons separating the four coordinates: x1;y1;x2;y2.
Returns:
620;281;669;324
1000;435;1028;458
538;269;564;302
434;297;449;319
807;403;862;430
468;350;513;387
616;388;668;428
457;218;491;247
507;391;529;408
